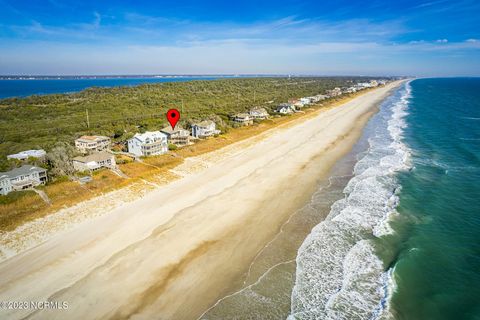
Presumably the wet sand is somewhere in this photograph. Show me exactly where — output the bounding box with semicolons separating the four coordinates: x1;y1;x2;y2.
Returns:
0;82;402;320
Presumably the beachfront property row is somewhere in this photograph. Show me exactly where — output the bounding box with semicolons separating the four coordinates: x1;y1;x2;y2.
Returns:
127;120;221;157
120;80;386;156
0;79;389;194
0;102;304;195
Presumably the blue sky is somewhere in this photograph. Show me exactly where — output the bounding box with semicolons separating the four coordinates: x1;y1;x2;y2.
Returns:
0;0;479;76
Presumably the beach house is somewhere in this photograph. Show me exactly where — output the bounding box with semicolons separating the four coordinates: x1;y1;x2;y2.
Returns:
191;120;220;138
127;131;168;157
326;87;342;97
232;113;254;126
275;103;296;114
160;126;192;146
7;149;46;161
75;135;111;154
249;107;269;120
72;151;116;172
0;165;48;195
314;94;328;102
300;97;311;106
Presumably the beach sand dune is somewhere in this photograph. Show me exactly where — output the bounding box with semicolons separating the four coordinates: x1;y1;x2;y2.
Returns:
0;82;402;320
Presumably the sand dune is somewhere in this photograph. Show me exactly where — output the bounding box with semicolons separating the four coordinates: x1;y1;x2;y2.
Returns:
0;82;402;320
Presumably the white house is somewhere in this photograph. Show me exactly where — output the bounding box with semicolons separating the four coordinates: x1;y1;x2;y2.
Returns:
75;135;111;153
7;149;46;161
191;120;220;138
249;107;269;120
127;131;168;157
314;94;328;101
72;151;116;172
275;103;296;114
0;165;47;195
300;97;311;106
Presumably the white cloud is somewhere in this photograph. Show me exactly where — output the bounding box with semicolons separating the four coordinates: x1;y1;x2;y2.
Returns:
1;14;479;76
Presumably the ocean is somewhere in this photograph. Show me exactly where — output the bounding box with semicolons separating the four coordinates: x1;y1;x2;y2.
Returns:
387;78;480;319
202;78;480;319
290;78;480;320
0;77;220;99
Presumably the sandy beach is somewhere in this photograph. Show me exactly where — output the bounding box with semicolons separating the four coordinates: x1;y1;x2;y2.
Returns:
0;81;402;320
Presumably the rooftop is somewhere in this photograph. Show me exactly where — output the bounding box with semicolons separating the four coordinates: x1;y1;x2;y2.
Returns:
73;151;113;163
131;131;167;143
160;126;188;134
0;165;47;180
193;120;215;127
234;113;250;118
76;135;110;142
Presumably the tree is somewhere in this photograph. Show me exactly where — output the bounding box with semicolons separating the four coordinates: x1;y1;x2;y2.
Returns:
46;142;77;177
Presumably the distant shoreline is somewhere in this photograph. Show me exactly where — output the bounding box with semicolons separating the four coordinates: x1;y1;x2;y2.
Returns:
0;75;251;80
0;75;391;80
0;76;225;99
0;74;389;100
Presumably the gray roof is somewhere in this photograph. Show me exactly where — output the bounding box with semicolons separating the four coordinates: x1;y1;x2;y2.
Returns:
278;103;293;107
0;165;47;180
250;107;268;113
192;120;215;127
234;113;250;118
160;126;189;135
73;151;113;163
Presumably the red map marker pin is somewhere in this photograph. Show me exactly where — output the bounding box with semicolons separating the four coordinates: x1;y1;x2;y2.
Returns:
166;108;180;130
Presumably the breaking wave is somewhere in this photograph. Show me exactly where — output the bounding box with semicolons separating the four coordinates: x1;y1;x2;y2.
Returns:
289;83;412;320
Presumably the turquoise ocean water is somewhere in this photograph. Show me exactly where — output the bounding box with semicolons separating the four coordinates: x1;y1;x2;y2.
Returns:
290;78;480;319
389;78;480;319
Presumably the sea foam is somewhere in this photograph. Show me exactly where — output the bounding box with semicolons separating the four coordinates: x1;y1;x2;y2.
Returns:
289;83;412;320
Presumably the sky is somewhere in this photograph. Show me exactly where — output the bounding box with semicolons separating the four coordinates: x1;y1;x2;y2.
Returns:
0;0;479;76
